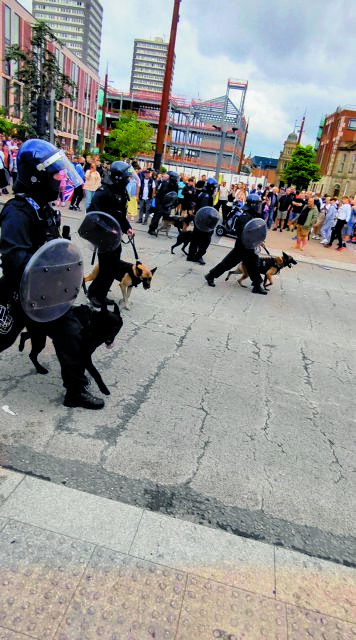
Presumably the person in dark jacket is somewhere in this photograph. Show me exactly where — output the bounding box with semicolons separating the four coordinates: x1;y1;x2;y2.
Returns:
148;171;179;235
0;138;107;409
186;178;218;264
204;195;267;294
86;161;135;308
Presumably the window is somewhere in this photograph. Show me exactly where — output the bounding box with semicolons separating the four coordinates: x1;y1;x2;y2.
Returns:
348;118;356;130
2;78;10;110
12;83;21;118
339;153;346;172
4;6;11;75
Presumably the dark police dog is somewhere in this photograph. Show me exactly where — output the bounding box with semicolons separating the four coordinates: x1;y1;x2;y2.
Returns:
225;251;297;289
19;303;123;395
157;214;184;237
171;229;193;255
84;260;157;310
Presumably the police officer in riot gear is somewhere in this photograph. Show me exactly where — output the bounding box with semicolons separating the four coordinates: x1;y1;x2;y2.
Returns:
187;177;218;264
148;171;179;235
204;194;268;294
0;139;106;409
87;160;135;308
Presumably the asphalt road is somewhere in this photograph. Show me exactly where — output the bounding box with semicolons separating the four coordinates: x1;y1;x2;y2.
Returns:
0;218;355;566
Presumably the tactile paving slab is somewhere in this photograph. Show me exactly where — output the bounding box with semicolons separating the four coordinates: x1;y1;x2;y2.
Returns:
176;575;288;639
275;548;356;624
55;546;187;640
286;605;356;639
0;520;94;639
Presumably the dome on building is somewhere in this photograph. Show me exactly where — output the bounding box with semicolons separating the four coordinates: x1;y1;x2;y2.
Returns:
286;131;298;142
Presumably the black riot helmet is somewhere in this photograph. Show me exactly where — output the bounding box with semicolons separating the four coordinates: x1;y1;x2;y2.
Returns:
107;161;137;193
14;139;83;206
167;171;179;184
243;193;262;217
204;177;218;195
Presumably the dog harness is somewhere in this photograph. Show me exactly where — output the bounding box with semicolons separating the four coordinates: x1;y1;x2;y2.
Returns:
259;256;281;274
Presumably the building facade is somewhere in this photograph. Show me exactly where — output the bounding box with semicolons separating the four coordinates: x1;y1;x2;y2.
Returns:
130;37;169;94
275;131;298;186
0;0;99;151
311;107;356;197
32;0;103;74
104;84;247;178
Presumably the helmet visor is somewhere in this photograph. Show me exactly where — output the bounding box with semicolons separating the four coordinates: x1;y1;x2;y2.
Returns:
37;150;83;189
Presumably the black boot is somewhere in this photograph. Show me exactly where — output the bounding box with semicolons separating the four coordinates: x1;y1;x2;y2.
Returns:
252;285;268;295
88;295;115;308
64;390;105;409
204;273;215;287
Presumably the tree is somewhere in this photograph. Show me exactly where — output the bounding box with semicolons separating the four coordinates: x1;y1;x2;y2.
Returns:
5;21;76;140
103;111;154;162
0;108;14;136
283;144;321;190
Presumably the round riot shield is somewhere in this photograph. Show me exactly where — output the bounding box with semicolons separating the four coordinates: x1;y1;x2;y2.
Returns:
241;218;267;250
163;191;178;208
78;211;122;252
20;239;83;322
195;206;219;232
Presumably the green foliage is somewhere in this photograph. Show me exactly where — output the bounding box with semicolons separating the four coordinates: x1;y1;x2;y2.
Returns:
0;108;14;135
160;165;167;173
283;144;321;189
5;21;76;140
104;111;154;162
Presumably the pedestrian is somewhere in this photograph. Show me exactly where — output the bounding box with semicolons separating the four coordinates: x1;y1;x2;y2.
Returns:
69;156;85;211
326;196;352;250
176;173;186;214
204;195;267;294
138;168;156;224
181;177;196;224
294;197;318;251
84;163;101;211
215;180;230;222
320;198;337;244
273;187;293;232
267;185;279;229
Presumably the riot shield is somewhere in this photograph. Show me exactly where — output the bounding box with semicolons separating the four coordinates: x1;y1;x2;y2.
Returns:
78;211;122;252
195;206;219;232
241;218;267;250
163;191;178;208
20;239;83;322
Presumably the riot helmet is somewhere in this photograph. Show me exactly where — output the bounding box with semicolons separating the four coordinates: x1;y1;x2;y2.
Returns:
107;161;136;193
167;171;179;184
204;177;218;195
243;193;262;217
14;139;83;205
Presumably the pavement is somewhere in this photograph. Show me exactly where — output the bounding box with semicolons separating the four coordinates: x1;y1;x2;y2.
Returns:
0;202;355;638
1;466;356;640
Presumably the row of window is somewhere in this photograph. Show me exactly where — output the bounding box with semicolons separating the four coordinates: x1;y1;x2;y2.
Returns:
35;13;84;23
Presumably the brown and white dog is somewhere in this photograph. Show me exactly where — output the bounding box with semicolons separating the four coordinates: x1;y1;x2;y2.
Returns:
84;260;157;310
225;251;297;289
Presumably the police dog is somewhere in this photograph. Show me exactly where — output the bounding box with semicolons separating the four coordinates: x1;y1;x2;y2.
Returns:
84;260;157;310
19;303;123;395
171;230;193;255
225;251;297;289
157;215;183;236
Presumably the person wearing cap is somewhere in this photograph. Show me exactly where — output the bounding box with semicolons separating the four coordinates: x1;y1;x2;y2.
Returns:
138;169;155;224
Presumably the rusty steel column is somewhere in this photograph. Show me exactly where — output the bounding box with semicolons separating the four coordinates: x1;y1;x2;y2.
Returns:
153;0;181;171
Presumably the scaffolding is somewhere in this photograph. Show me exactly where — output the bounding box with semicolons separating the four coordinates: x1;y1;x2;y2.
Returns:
103;79;248;175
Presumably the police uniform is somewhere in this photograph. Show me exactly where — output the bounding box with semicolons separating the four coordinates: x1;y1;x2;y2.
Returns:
206;209;264;291
0;195;89;394
87;184;131;305
148;178;178;234
187;190;214;263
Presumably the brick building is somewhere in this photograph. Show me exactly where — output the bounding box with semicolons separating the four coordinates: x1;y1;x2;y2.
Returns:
312;106;356;197
0;0;99;151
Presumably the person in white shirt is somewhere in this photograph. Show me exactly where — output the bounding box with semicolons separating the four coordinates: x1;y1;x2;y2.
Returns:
214;181;230;223
326;196;352;250
138;169;156;224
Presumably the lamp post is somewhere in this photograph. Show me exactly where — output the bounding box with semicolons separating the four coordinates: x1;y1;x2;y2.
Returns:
154;0;181;171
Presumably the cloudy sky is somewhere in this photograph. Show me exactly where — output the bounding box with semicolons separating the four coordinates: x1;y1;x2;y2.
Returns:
20;0;356;158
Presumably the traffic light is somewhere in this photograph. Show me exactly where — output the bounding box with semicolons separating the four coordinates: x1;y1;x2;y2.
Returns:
36;96;47;138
